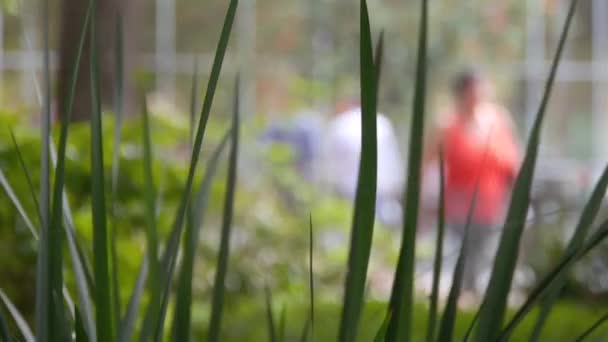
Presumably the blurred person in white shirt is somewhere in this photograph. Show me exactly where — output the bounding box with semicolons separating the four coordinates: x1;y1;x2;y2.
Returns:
321;101;405;226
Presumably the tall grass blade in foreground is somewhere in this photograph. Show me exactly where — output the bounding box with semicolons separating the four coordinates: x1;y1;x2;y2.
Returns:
473;1;579;340
172;130;231;340
207;76;240;342
0;167;38;238
498;216;608;341
373;312;391;342
265;287;278;342
117;257;148;342
437;186;480;342
10;130;41;223
426;149;445;342
299;318;310;342
374;30;384;90
75;308;88;342
190;59;200;142
141;1;238;339
529;163;608;340
309;215;315;342
50;2;95;339
90;0;115;338
110;10;125;325
338;1;378;340
0;306;10;342
573;311;608;342
386;0;428;340
141;96;162;340
0;289;35;342
279;305;287;342
50;140;97;339
35;0;52;338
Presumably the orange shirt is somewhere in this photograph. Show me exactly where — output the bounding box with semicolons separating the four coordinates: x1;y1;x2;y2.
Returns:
439;104;519;224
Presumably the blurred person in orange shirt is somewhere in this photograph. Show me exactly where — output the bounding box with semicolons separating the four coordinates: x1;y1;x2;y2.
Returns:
423;68;521;299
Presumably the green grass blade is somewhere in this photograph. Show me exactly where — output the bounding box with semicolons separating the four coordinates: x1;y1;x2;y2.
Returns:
207;76;240;342
463;309;480;342
141;2;238;339
141;95;162;341
189;58;199;143
473;1;579;340
75;308;89;342
437;188;480;342
49;2;93;340
0;167;38;238
90;0;115;339
426;149;445;342
374;30;384;92
573;311;608;342
373;312;391;342
338;1;378;340
172;130;231;341
35;0;52;338
309;215;315;342
265;287;277;342
299;318;310;342
0;305;10;342
5;137;95;340
530;164;608;341
111;10;125;326
9;129;42;223
279;305;286;342
498;217;608;340
118;257;148;342
0;289;34;342
386;0;428;341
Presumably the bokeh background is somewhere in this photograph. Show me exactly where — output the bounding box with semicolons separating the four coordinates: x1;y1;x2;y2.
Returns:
1;0;608;339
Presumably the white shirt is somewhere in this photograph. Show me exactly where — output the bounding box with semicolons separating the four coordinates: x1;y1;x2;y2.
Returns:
321;107;405;202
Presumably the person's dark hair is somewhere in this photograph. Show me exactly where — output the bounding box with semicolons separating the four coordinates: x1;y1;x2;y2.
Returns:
451;68;482;97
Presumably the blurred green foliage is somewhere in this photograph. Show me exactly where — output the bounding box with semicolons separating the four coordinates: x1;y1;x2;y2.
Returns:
0;106;607;339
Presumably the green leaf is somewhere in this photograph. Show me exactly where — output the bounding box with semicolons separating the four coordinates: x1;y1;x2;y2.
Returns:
426;149;445;342
141;1;238;339
309;215;315;342
386;0;428;340
118;257;148;342
0;289;35;342
90;0;115;339
374;30;384;92
279;305;287;342
472;1;579;340
9;129;41;224
75;308;90;342
437;185;480;342
373;312;391;342
573;311;608;342
0;167;38;239
207;76;240;342
49;2;94;340
35;1;52;339
264;287;277;342
110;10;125;327
172;130;230;341
530;163;608;341
338;1;378;340
498;217;608;341
141;94;162;341
299;317;310;342
0;305;10;342
189;58;200;143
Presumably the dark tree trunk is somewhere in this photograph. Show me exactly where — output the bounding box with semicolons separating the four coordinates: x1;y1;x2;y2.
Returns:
57;0;140;121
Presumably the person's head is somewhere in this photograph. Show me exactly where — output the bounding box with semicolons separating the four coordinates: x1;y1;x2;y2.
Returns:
451;68;487;111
